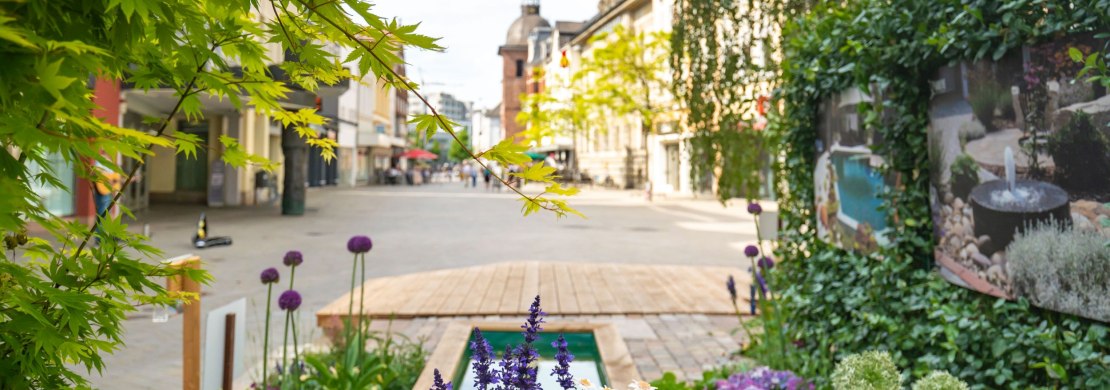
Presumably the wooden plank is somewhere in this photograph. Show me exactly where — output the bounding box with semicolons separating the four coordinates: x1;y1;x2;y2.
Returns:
603;263;649;314
569;264;601;314
693;267;737;313
553;263;580;314
632;264;678;313
647;265;696;313
417;269;460;315
537;262;560;313
412;322;472;390
478;263;511;313
595;323;640;386
584;263;621;314
457;264;497;315
436;265;481;315
520;261;540;312
499;262;526;314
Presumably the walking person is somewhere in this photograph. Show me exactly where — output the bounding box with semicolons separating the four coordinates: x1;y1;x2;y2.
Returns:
92;160;121;245
482;165;491;190
461;163;473;187
491;162;504;192
469;163;478;188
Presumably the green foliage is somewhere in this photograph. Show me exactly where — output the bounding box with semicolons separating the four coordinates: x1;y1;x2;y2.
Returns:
912;371;970;390
737;0;1110;389
672;0;808;201
949;154;979;181
448;129;470;162
831;351;902;390
967;70;1006;133
0;0;524;386
650;362;756;390
1047;111;1110;192
300;328;426;390
1008;221;1110;322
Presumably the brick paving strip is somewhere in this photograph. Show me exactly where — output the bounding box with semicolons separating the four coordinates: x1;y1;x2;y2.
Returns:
313;261;755;385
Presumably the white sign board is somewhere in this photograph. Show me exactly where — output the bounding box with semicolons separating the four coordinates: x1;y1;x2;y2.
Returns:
202;298;246;390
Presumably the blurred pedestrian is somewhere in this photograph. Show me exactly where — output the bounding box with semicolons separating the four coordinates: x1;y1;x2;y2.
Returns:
92;160;121;244
491;162;503;192
482;165;491;190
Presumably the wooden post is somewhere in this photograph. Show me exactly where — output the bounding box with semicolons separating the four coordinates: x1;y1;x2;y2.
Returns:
166;255;201;390
222;313;236;390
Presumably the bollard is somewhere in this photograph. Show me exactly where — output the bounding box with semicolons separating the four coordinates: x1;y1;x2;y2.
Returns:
166;255;202;390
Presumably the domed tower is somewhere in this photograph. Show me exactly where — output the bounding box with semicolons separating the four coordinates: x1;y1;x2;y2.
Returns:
498;0;549;141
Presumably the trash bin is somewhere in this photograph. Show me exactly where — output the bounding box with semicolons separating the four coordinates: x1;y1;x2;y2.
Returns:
254;170;272;203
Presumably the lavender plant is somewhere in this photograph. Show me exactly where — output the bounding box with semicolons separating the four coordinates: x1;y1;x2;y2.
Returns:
470;328;496;390
431;295;568;390
432;369;453;390
551;334;576;390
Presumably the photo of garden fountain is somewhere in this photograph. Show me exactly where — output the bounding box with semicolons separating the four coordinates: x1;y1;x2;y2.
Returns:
927;32;1110;323
815;88;895;255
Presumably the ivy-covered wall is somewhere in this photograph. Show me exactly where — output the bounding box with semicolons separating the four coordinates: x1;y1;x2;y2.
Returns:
768;1;1110;388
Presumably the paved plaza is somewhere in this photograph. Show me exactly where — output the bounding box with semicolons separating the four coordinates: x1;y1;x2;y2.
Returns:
85;183;762;388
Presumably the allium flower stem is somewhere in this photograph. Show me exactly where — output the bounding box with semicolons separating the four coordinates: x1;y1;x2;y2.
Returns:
282;310;291;383
283;266;298;371
261;284;273;386
347;252;357;333
358;252;367;358
291;314;300;377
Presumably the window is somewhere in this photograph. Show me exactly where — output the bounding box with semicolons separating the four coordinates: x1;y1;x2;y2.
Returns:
376;125;386;134
515;60;524;78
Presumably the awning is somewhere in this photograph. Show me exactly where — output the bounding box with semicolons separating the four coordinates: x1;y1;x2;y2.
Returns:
396;149;438;160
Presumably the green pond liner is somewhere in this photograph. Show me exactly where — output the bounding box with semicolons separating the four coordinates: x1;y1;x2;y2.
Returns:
451;330;608;388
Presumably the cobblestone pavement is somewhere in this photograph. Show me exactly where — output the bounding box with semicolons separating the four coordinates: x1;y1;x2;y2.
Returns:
84;183;762;389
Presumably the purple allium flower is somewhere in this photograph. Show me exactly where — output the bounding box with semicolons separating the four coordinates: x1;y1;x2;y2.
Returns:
744;245;760;258
747;202;763;215
347;235;373;253
726;275;737;302
470;328;496;390
278;290;302;311
431;368;453;390
283;250;303;267
758;256;775;269
260;267;280;284
551;334;575;390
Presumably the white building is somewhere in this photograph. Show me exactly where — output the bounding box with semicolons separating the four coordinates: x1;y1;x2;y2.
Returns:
470;104;504;153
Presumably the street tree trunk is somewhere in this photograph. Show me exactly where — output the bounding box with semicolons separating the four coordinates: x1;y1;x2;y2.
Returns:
281;124;307;215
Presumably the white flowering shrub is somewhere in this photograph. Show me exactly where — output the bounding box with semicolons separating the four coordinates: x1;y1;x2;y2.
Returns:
831;351;902;390
911;371;969;390
1008;222;1110;321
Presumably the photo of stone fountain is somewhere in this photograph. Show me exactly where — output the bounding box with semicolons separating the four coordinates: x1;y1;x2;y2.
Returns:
927;31;1110;323
968;147;1071;254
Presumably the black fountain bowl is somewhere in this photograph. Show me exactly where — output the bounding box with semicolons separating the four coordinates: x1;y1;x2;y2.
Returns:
969;179;1072;255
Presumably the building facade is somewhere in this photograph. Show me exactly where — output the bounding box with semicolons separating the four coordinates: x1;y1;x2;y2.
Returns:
470;104;504;153
409;91;471;160
508;0;689;194
498;0;550;141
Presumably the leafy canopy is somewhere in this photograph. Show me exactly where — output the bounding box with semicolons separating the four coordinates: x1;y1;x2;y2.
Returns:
0;0;578;387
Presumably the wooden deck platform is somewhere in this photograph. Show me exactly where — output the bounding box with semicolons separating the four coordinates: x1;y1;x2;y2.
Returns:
315;261;752;327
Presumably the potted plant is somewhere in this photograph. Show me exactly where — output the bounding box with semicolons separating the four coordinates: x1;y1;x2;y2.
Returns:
949;154;980;201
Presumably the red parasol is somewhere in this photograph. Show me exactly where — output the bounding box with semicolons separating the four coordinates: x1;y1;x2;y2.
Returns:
397;149;438;160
